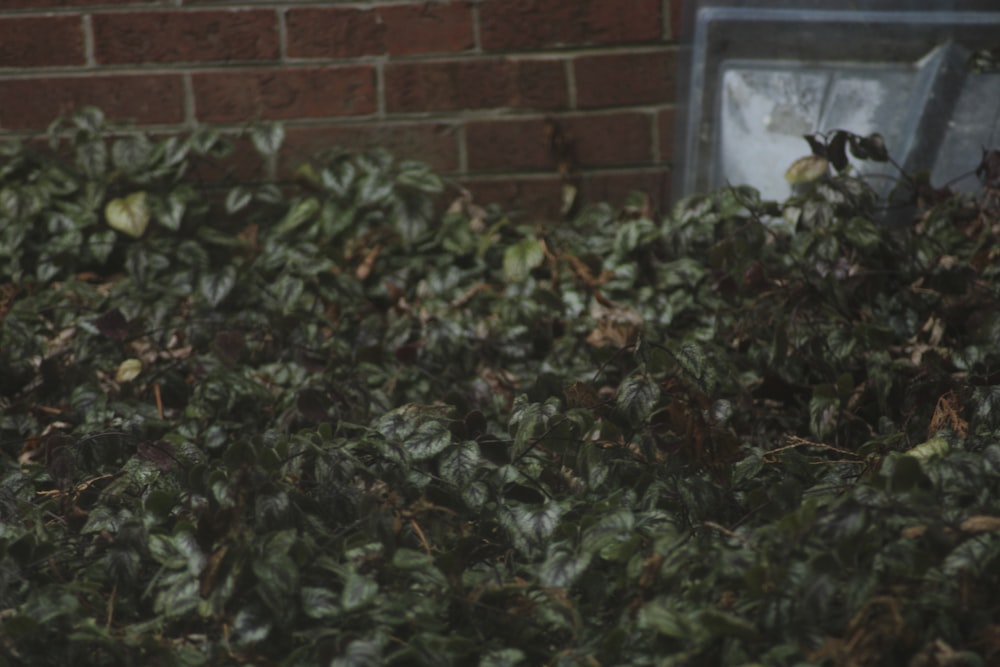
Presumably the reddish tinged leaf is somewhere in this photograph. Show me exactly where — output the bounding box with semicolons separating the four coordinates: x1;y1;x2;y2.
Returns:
137;439;175;472
95;308;129;339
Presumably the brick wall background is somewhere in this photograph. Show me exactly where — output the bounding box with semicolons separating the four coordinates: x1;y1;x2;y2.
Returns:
0;0;682;220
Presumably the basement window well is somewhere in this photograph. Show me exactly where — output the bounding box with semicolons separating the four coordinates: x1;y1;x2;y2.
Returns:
675;0;1000;202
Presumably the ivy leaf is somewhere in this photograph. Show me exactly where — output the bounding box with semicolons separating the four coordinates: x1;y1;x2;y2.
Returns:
115;358;142;383
249;121;285;157
105;191;150;238
785;155;829;185
809;384;840;439
112;134;154;172
321;160;357;198
75;141;108;179
225;185;253;214
87;229;116;263
539;545;591;588
616;374;660;426
301;587;341;620
842;217;880;250
274;197;320;236
198;264;237;307
341;571;378;612
438;440;481;488
479;648;526;667
157;192;186;231
406;418;452;461
503;238;545;283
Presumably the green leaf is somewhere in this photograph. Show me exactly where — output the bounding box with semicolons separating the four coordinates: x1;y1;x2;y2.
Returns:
479;648;526;667
225;185;253;214
105;191;150;238
785;155;828;184
198;264;237;307
87;229;116;263
406;418;452;461
253;551;299;614
111;134;154;172
274;196;320;235
638;599;691;638
157;192;187;231
581;509;635;554
341;570;378;611
75;140;108;178
616;374;660;426
396;162;443;194
539;546;591;588
249;121;285;157
301;586;341;620
809;384;840;439
438;440;481;488
321;160;357;198
698;608;759;641
842;216;880;250
332;638;382;667
502;237;545;283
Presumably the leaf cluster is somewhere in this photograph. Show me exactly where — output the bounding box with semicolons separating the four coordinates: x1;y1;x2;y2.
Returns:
2;111;1000;666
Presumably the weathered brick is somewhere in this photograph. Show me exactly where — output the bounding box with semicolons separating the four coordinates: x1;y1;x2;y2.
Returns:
0;16;85;67
286;8;383;59
466;113;653;172
287;3;473;58
465;118;551;172
460;175;566;222
480;0;661;51
379;2;474;56
0;0;164;6
185;134;269;185
93;10;278;64
670;0;684;40
192;67;376;123
575;49;677;109
385;58;567;113
566;113;653;166
582;169;671;213
279;123;461;177
657;107;676;162
0;74;184;131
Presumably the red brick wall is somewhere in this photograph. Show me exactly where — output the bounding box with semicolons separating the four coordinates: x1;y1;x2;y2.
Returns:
0;0;682;220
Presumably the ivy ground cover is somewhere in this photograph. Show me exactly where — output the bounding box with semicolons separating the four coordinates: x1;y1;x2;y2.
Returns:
2;110;1000;666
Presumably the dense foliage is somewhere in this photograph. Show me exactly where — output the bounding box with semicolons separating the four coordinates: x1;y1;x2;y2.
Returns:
2;109;1000;666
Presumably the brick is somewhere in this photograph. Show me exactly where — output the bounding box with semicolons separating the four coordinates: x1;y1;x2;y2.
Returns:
279;123;460;177
287;3;473;58
461;175;566;222
567;113;653;166
0;17;84;67
657;107;676;162
385;58;567;113
185;134;269;185
192;67;376;123
480;0;661;51
286;8;383;59
0;0;164;6
581;169;672;213
466;118;551;172
380;2;474;56
575;49;677;109
93;10;278;64
670;0;684;40
0;74;184;131
466;113;653;172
